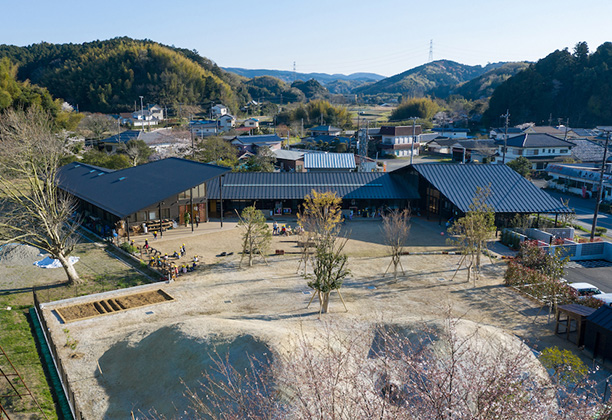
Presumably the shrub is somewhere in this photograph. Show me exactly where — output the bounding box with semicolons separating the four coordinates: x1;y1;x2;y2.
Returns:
595;226;607;236
120;242;137;254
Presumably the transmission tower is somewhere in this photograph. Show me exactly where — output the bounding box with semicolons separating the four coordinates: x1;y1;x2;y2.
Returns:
428;39;434;62
293;61;297;82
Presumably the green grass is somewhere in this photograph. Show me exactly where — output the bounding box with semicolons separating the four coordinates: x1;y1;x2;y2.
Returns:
0;303;57;419
0;242;151;418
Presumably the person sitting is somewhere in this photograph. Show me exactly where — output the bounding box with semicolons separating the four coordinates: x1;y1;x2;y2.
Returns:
193;255;199;263
280;225;286;235
172;251;180;259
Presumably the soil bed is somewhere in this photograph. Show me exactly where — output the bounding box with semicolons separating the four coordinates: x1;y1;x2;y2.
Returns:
56;289;173;322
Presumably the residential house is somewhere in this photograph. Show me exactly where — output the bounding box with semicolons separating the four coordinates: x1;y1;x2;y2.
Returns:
243;118;259;128
274;149;305;172
491;133;575;170
147;104;164;121
218;114;236;131
211;104;228;118
231;134;283;154
94;130;142;152
190;120;219;137
309;125;342;137
522;125;565;137
378;125;423;157
569;139;611;163
426;138;496;163
489;127;524;140
304;152;356;172
431;127;469;139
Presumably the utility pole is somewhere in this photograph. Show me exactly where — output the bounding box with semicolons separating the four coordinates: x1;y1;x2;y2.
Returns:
590;131;610;241
501;110;510;164
410;117;417;165
139;96;144;132
563;117;570;141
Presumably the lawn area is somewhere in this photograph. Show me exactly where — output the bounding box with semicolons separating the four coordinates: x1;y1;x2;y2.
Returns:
0;239;150;419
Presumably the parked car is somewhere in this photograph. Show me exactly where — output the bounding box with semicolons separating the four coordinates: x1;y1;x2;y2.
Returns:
594;293;612;306
568;282;603;297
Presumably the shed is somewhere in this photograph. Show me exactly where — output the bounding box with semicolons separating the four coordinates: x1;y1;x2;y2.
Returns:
584;305;612;364
554;304;596;346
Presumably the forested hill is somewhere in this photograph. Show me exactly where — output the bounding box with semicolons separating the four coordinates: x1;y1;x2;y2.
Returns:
453;62;530;100
484;42;612;126
353;60;505;96
0;37;249;113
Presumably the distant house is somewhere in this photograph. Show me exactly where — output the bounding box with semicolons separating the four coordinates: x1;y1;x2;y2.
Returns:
489;127;524;140
304;152;356;172
522;125;565;137
565;128;599;139
218;114;236;131
119;106;161;128
274;149;305;172
231;134;283;153
426;138;496;163
95;130;142;152
190;120;219;137
309;125;342;137
211;104;229;118
147;104;164;121
378;125;423;157
243;118;259;128
431;127;469;139
491;133;575;170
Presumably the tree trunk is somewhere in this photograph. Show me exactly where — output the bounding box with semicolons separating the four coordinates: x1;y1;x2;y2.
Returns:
57;252;82;285
321;292;330;314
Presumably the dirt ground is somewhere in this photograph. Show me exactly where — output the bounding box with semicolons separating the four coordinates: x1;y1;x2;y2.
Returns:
39;218;594;419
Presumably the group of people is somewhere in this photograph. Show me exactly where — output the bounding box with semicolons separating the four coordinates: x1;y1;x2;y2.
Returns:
272;221;304;236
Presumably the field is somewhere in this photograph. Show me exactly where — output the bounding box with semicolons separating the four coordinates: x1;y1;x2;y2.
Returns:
28;218;591;419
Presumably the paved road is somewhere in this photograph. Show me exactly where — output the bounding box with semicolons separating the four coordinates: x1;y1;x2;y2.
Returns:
564;266;612;294
540;188;612;231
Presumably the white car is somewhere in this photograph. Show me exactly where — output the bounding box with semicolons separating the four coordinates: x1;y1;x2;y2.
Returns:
568;282;603;297
594;293;612;306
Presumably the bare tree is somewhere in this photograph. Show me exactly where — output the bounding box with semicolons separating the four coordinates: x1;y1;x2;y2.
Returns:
298;191;350;315
182;317;610;419
448;186;496;285
78;113;116;140
381;209;411;282
0;107;82;284
237;206;271;268
122;139;153;166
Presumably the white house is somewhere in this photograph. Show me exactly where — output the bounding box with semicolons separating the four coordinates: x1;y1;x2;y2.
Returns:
378;125;422;157
244;118;259;128
431;127;469;139
491;133;574;171
212;104;229;118
190;120;219;137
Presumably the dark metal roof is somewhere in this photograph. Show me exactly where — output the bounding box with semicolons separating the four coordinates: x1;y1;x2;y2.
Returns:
497;133;575;148
57;158;230;218
587;305;612;331
569;139;608;162
101;130;142;144
410;163;571;214
206;172;418;200
232;134;283;145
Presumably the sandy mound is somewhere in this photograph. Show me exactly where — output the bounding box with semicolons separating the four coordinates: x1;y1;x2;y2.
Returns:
0;243;44;266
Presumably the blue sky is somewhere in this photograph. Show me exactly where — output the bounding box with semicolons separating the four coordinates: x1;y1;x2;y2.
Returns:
2;0;611;77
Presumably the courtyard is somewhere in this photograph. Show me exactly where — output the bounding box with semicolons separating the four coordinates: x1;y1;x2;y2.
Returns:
32;217;591;418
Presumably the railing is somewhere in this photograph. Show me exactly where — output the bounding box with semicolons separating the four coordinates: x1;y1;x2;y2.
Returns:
32;289;85;420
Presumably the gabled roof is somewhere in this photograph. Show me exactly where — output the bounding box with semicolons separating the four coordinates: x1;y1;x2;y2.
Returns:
524;126;565;136
206;172;418;200
568;128;598;138
410;163;571;214
587;305;612;331
498;133;575;148
232;134;283;146
304;153;356;169
100;130;142;144
380;126;423;136
57;158;229;218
